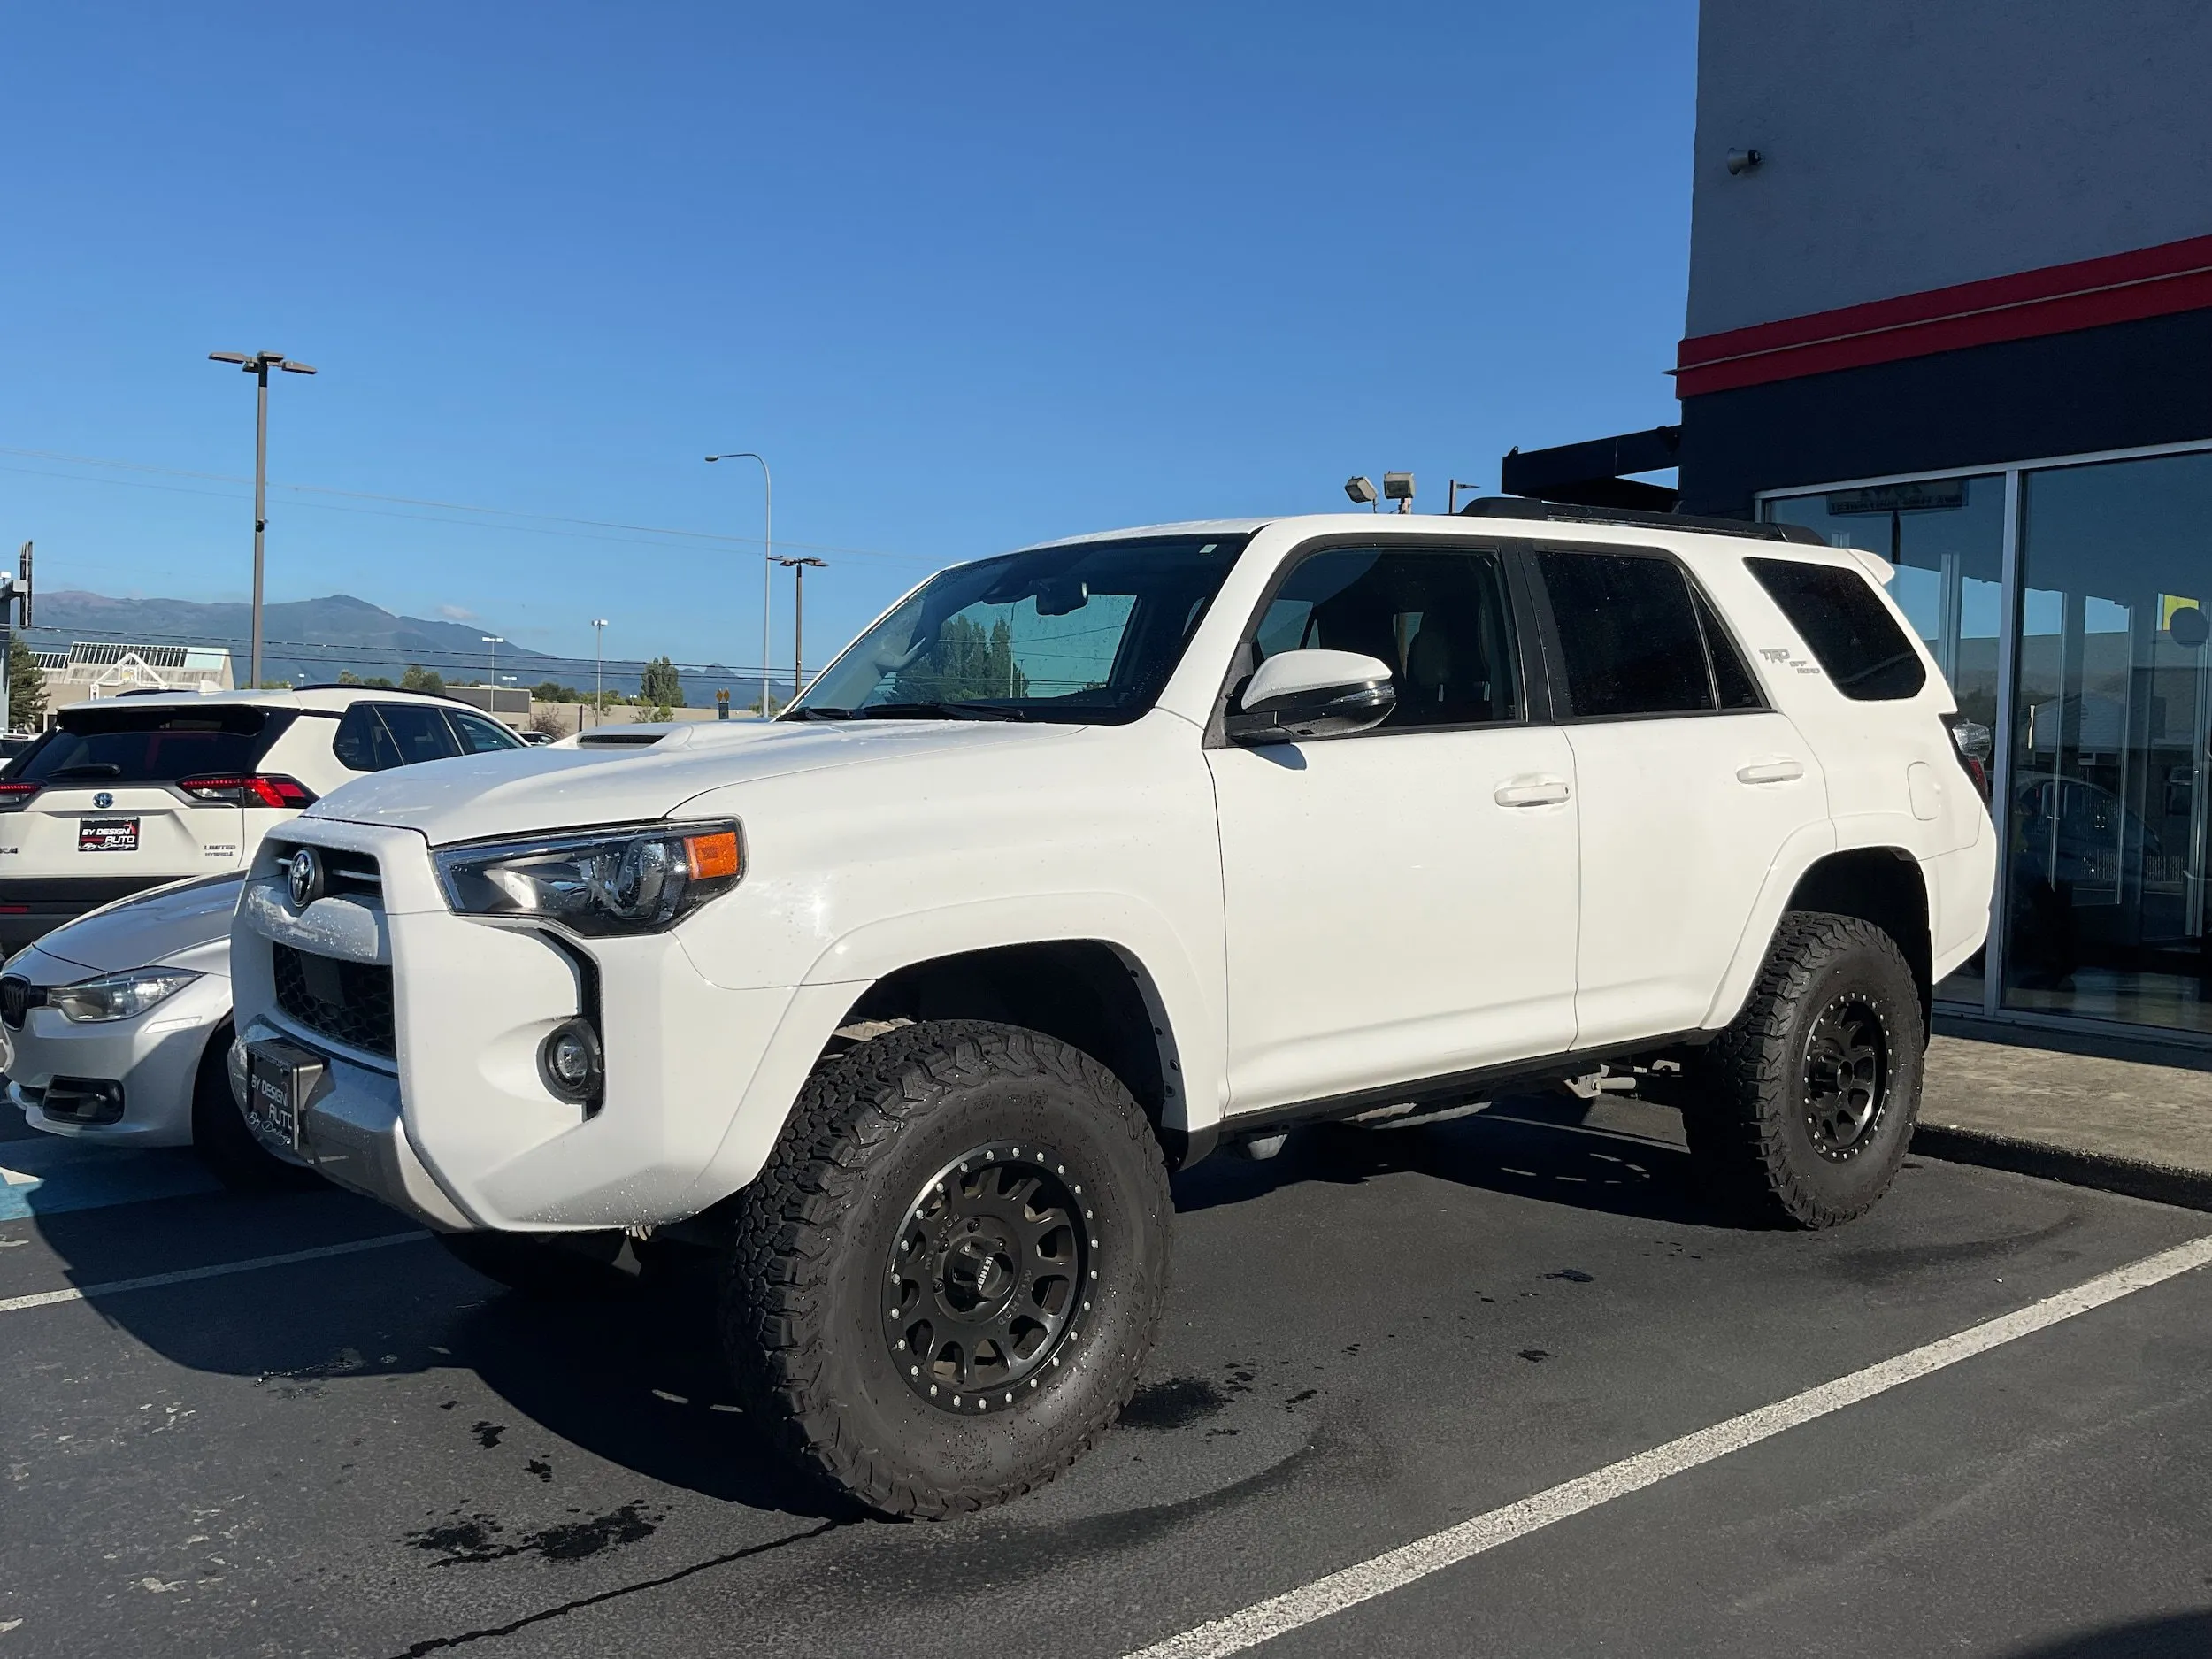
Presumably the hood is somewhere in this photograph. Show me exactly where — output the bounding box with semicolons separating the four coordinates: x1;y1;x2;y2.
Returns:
305;718;1073;845
33;872;246;975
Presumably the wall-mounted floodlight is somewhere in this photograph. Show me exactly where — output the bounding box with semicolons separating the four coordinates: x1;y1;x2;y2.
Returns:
1726;148;1763;176
1345;475;1379;511
1382;472;1415;513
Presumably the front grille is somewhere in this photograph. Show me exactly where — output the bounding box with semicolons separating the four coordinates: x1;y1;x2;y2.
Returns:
0;976;42;1029
272;942;396;1056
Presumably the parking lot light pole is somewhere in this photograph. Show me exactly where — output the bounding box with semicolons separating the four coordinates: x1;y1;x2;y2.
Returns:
774;556;826;701
704;451;772;717
481;635;504;700
590;618;609;724
208;350;316;688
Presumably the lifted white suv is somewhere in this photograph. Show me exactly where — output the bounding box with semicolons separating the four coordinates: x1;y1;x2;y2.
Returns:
231;504;1994;1517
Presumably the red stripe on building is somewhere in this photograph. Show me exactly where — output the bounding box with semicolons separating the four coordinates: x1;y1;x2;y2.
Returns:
1675;232;2212;396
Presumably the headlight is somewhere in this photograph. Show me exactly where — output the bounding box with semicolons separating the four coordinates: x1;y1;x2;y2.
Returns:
49;968;202;1024
434;820;743;936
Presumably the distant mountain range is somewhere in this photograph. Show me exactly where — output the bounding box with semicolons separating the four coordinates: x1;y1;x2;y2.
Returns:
20;590;775;707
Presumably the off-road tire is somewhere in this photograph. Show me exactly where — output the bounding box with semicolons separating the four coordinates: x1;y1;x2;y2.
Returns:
1683;912;1925;1229
722;1019;1173;1518
191;1023;318;1191
437;1229;635;1298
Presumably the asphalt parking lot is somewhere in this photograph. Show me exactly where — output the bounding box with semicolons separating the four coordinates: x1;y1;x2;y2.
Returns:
4;1095;2210;1659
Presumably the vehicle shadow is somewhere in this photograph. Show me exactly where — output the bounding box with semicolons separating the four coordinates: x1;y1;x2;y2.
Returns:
1172;1091;1734;1227
2006;1611;2212;1657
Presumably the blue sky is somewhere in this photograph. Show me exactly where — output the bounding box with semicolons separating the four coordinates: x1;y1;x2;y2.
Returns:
0;2;1696;679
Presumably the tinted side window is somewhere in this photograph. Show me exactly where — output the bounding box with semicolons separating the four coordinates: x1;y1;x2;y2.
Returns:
1747;557;1928;701
448;712;524;754
1694;587;1764;710
1253;546;1521;731
1537;551;1712;718
333;705;403;772
373;705;461;766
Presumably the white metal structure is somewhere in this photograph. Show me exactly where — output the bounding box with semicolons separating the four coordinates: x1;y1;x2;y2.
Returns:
0;686;526;956
229;510;1995;1514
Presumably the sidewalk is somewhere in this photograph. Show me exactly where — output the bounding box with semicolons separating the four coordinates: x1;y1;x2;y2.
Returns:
1916;1019;2212;1212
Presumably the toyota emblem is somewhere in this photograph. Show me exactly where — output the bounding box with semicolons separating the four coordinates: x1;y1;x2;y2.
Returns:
92;792;113;810
287;847;325;910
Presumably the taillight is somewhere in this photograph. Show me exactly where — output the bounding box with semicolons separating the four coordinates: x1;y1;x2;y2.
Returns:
1940;714;1993;803
176;773;318;809
0;781;40;812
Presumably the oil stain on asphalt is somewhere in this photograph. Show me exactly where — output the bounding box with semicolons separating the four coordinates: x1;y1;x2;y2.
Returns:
403;1501;664;1567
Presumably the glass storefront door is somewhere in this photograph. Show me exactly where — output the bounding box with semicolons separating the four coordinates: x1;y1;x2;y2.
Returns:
2004;451;2212;1033
1765;474;2006;1004
1765;446;2212;1039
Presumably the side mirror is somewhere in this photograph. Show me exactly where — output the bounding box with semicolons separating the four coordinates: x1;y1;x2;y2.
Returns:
1224;649;1396;744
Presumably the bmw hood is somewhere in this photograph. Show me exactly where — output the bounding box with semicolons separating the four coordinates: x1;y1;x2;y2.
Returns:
303;718;1074;846
28;872;246;975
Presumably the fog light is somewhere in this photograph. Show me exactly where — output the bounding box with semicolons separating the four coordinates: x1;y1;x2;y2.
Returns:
540;1019;603;1104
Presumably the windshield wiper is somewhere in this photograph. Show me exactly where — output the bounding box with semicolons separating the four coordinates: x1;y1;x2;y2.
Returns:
780;706;861;721
50;764;123;780
845;702;1031;722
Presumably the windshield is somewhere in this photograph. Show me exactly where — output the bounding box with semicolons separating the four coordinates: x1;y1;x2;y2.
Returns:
792;534;1249;723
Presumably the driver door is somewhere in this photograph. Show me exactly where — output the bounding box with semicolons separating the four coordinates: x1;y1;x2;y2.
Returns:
1206;540;1578;1113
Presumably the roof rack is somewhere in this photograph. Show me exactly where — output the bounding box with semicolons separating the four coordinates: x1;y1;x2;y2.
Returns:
1457;496;1827;546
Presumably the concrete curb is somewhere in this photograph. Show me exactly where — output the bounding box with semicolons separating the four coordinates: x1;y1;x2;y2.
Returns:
1912;1124;2212;1215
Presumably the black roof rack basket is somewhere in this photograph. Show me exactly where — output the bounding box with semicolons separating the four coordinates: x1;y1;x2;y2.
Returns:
1458;496;1827;546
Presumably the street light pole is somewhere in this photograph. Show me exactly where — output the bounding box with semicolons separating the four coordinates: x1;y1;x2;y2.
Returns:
590;618;609;726
704;451;772;717
209;350;316;688
774;556;826;701
481;636;504;711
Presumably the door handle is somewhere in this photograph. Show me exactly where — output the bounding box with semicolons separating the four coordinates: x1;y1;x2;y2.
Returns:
1494;774;1571;807
1736;758;1806;785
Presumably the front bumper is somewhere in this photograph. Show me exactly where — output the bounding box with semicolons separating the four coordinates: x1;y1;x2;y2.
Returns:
7;947;232;1147
232;818;810;1233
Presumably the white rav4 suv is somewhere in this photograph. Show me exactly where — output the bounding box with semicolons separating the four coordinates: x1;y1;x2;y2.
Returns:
230;503;1995;1517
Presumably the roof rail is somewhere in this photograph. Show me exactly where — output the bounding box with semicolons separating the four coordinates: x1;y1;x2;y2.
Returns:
1458;495;1828;546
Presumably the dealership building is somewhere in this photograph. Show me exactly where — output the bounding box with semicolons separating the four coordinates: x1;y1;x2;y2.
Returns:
1505;0;2212;1044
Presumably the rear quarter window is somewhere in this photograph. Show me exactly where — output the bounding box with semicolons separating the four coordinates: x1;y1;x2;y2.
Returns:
1747;557;1928;701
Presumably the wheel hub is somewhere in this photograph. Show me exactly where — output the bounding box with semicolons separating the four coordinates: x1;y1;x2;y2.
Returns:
1802;995;1890;1161
884;1141;1095;1414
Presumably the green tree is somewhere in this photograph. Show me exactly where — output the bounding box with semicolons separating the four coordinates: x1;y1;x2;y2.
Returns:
903;615;1026;703
401;663;446;696
6;639;45;732
638;656;685;709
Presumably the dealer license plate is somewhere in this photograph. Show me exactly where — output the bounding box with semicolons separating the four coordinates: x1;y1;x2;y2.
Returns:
78;817;139;852
245;1039;328;1150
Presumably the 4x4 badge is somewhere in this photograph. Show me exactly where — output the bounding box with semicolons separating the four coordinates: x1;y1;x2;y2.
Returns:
287;847;325;910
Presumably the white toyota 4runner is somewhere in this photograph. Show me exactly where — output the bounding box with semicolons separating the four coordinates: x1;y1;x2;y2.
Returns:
230;503;1995;1516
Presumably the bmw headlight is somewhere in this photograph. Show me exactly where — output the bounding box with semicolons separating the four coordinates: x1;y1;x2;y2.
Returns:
50;968;202;1024
434;820;744;936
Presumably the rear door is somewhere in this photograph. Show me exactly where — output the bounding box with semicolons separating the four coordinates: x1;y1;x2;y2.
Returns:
0;703;284;884
1531;546;1829;1048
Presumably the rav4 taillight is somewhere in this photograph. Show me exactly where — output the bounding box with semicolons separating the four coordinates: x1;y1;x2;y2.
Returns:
0;781;40;812
175;773;319;809
1939;713;1993;804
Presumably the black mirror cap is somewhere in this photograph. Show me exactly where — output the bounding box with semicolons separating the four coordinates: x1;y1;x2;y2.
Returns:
1224;679;1396;745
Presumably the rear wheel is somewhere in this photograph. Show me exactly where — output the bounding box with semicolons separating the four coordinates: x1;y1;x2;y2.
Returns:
1683;912;1925;1228
722;1019;1172;1517
191;1023;318;1191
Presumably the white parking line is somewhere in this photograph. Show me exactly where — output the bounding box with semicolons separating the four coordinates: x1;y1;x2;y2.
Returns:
0;1232;429;1316
1126;1233;2212;1659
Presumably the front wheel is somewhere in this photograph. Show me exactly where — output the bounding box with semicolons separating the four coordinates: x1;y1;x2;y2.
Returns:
1683;912;1925;1228
722;1019;1173;1517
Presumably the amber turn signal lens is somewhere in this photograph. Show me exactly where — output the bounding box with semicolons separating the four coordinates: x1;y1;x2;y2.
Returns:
684;830;742;880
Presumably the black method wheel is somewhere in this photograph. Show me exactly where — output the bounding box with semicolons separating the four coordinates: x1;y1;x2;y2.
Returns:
722;1019;1172;1518
1683;911;1924;1229
437;1229;635;1299
191;1023;319;1191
